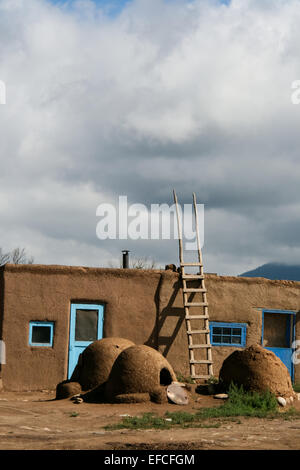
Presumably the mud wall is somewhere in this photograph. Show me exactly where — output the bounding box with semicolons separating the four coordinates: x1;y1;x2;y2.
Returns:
0;264;161;391
156;272;300;383
1;264;300;391
206;275;300;383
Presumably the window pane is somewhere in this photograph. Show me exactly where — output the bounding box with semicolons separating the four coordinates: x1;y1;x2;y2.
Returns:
231;336;241;344
223;328;231;335
213;327;222;335
222;335;231;344
212;335;222;344
32;326;51;344
232;328;242;336
263;313;290;348
75;309;98;341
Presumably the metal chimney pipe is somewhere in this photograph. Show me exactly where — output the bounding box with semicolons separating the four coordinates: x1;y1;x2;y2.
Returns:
122;250;130;269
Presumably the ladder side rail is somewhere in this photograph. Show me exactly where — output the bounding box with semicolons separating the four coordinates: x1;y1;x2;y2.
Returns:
192;192;203;271
173;189;184;265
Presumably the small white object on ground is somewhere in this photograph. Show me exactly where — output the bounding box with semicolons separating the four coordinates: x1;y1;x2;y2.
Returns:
213;394;229;399
73;397;83;404
167;383;189;405
171;381;186;388
277;397;286;407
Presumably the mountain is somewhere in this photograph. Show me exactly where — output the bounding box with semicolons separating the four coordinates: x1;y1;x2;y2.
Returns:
239;263;300;281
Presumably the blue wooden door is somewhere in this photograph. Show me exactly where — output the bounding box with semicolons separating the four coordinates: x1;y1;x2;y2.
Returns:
262;310;295;380
68;303;104;379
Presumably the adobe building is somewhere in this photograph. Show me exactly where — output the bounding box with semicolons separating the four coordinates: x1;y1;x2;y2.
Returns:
0;263;299;391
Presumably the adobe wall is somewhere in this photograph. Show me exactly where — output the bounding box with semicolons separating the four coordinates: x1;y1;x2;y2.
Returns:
0;264;161;391
207;275;300;383
157;273;300;383
1;264;300;391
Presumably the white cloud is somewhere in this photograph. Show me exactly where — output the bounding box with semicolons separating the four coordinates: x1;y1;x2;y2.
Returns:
0;0;300;274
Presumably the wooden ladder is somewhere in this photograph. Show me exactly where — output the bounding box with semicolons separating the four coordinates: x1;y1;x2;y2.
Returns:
173;190;213;381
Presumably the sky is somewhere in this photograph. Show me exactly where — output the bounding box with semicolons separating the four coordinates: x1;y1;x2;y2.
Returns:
49;0;133;16
1;0;300;275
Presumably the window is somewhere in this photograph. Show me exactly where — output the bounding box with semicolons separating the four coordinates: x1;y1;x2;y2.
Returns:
75;309;99;342
262;312;292;348
29;322;54;347
210;322;247;347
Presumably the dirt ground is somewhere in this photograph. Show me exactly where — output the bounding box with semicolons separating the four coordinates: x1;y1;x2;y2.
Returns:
0;389;299;452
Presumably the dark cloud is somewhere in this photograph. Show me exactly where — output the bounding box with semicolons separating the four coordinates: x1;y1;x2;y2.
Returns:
0;0;300;274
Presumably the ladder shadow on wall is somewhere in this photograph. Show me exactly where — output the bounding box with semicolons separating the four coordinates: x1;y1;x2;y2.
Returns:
145;276;187;358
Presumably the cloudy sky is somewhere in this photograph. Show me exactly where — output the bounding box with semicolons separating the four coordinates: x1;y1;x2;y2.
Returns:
1;0;300;275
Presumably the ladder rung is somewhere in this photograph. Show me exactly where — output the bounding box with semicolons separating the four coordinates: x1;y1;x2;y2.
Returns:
191;375;211;380
183;288;206;293
189;344;211;349
185;315;209;320
190;360;213;364
182;274;204;280
185;302;208;307
181;262;203;266
187;329;210;334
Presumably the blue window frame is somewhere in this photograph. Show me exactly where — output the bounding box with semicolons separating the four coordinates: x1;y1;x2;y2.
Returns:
210;322;247;347
29;321;54;347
